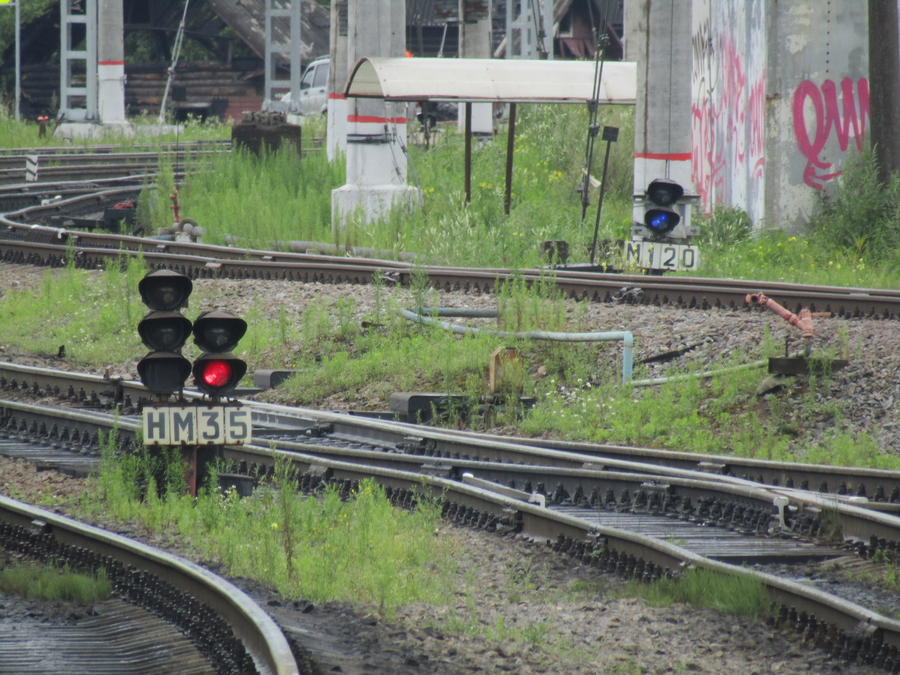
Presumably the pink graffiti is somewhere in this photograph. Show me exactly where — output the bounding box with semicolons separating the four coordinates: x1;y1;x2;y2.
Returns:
792;78;869;189
691;32;766;208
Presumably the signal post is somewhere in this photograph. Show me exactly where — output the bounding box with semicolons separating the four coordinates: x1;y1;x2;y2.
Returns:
627;0;700;274
136;269;251;495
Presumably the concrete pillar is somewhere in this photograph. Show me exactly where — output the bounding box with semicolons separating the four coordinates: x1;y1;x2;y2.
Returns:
632;0;693;224
97;0;126;124
327;0;349;161
332;0;422;231
623;0;642;62
458;5;493;135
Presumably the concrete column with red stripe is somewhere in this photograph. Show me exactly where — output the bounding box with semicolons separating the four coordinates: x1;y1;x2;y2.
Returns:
631;0;693;225
332;0;422;230
326;0;349;162
97;0;126;124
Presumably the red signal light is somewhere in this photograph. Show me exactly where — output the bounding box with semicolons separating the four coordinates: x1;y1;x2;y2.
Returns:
192;353;247;396
199;359;233;388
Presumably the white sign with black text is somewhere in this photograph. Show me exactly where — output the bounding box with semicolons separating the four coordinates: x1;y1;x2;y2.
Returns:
624;241;700;272
143;405;252;445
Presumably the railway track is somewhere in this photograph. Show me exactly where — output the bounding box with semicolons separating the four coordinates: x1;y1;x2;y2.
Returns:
0;143;897;316
0;494;299;675
0;141;231;186
2;216;900;318
4;366;900;670
3;360;900;508
3;146;900;670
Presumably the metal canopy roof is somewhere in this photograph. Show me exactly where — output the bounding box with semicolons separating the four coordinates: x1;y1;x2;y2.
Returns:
344;57;637;104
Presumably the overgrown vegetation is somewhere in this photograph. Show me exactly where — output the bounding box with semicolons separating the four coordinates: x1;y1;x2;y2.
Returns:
0;560;112;604
621;567;772;618
0;108;898;467
80;432;449;616
71;434;774;649
695;149;900;286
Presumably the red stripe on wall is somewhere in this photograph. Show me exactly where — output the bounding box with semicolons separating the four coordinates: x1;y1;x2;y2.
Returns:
634;152;692;161
98;61;125;66
347;115;407;124
329;93;347;99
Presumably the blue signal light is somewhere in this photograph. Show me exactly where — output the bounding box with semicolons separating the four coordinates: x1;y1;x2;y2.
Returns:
645;206;681;234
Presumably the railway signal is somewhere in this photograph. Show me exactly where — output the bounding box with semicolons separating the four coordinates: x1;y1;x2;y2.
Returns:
191;310;248;399
641;178;684;237
626;178;701;273
136;269;193;396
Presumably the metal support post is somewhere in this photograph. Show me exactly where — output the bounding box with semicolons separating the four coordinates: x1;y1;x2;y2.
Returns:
263;0;302;113
464;102;472;204
506;0;552;59
504;103;517;215
60;0;98;121
590;126;619;265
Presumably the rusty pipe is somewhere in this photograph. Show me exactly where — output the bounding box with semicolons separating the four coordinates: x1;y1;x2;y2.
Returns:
170;186;181;224
745;292;815;339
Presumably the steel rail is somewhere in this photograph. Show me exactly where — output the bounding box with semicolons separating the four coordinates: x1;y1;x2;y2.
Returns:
4;393;900;562
0;139;231;158
0;495;299;675
0;219;411;267
3;186;145;222
2;220;900;318
3;217;899;305
208;443;900;660
4;360;900;508
5;397;900;667
478;433;900;508
0;240;393;289
0;148;228;186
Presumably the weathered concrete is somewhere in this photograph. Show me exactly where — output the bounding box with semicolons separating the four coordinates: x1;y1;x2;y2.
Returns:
326;0;349;161
692;0;868;230
98;0;126;124
332;0;422;231
630;0;694;228
458;8;494;135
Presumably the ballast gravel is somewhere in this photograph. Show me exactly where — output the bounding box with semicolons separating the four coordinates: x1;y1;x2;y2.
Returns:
0;455;888;675
1;264;900;674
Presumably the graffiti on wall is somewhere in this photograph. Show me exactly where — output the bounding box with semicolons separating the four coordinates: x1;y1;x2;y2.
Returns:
691;19;766;213
792;78;869;190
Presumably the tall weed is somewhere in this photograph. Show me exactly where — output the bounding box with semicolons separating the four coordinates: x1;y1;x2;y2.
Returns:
808;149;900;261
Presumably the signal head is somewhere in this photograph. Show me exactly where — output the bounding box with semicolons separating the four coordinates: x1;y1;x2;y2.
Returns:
644;206;681;234
192;353;248;395
646;179;684;207
139;269;193;311
137;351;192;394
138;310;193;352
193;310;248;353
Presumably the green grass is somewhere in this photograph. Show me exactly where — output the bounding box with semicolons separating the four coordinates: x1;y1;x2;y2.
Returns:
1;250;897;471
0;107;899;471
621;567;772;618
80;440;450;617
0;561;112;604
0;256;145;366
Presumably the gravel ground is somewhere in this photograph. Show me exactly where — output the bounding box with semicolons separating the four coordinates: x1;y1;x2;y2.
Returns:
0;456;892;675
1;263;900;674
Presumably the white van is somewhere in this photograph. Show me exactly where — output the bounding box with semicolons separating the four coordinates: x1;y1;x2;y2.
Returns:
280;57;329;116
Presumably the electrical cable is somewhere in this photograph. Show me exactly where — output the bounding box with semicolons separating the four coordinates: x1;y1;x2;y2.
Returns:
578;0;613;227
158;0;191;125
528;0;549;59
